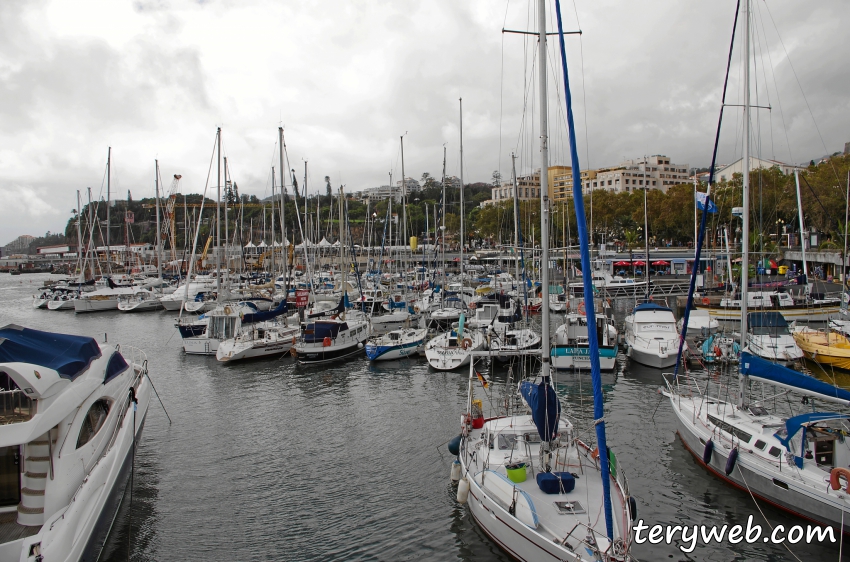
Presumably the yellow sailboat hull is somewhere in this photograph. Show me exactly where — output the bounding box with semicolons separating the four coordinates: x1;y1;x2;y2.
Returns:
793;329;850;370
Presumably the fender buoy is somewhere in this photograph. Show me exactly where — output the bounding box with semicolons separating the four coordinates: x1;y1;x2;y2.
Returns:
448;435;462;456
323;337;332;347
457;477;470;504
291;336;297;345
224;305;232;315
578;301;586;315
289;347;297;357
725;448;739;475
714;345;722;357
830;467;850;492
628;496;638;521
703;439;714;464
461;338;473;350
702;297;710;306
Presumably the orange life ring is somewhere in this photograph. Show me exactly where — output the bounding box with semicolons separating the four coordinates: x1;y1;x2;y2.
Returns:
461;338;473;349
830;467;850;492
323;336;332;347
702;297;710;306
290;347;298;357
578;301;586;315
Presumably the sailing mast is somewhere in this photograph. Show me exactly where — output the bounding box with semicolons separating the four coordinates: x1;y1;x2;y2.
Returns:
643;155;650;299
106;147;111;273
279;127;288;296
459;98;465;291
536;4;550;384
155;160;162;281
75;190;83;281
739;0;751;352
271;167;277;278
216;127;222;295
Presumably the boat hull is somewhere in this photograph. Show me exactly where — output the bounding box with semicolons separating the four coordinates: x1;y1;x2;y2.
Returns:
365;340;423;361
296;342;364;364
626;345;676;368
673;411;850;530
47;299;76;311
552;345;618;371
74;298;119;313
698;303;841;323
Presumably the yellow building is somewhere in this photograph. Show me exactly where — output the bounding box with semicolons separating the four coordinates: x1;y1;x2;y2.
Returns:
551;168;597;202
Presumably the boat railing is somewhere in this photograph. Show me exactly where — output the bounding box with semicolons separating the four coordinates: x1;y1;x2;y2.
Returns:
0;389;34;425
119;345;149;370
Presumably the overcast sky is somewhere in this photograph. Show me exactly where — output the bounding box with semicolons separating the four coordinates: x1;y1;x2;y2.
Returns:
1;0;847;245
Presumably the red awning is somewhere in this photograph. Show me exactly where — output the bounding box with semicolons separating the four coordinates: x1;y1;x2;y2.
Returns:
632;261;646;266
613;261;631;266
651;260;669;266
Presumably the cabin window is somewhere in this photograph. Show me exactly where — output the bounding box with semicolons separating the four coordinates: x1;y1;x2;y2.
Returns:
0;446;20;507
754;440;767;450
768;446;781;457
707;414;752;442
77;399;111;449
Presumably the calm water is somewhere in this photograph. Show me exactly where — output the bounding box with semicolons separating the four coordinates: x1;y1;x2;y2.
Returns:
0;274;844;561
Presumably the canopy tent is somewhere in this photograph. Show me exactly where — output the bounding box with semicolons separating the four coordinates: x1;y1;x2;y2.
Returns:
244;241;256;249
632;261;646;266
318;238;332;248
613;261;630;266
651;260;669;266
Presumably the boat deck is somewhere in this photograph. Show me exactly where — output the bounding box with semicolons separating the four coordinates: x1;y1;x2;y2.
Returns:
0;511;39;545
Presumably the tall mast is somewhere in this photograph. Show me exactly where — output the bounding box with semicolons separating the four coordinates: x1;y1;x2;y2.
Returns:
76;190;83;281
441;145;447;296
87;187;95;278
224;156;229;270
537;0;551;379
106;146;111;271
271;166;277;277
459;99;465;285
740;0;750;349
511;153;521;286
216;127;222;294
279;127;288;294
401;134;407;256
643;156;650;299
155;160;162;280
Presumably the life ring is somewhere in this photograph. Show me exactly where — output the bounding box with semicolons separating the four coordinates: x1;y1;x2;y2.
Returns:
578;301;586;315
469;302;477;309
289;347;298;357
830;467;850;492
702;297;710;306
714;346;722;357
461;338;473;350
291;336;297;345
224;305;232;315
323;336;332;347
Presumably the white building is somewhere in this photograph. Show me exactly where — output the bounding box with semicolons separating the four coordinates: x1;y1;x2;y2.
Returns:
586;155;689;194
361;184;402;203
490;171;543;204
396;177;421;193
714;157;801;183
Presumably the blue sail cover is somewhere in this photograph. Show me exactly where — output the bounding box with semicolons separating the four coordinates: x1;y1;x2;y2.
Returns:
0;324;101;380
748;312;787;328
775;412;850;450
241;298;288;324
520;380;561;442
740;352;850;404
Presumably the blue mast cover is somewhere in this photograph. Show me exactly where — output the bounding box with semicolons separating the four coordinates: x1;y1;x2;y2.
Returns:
240;298;289;324
520;380;561;442
740;352;850;403
0;324;102;380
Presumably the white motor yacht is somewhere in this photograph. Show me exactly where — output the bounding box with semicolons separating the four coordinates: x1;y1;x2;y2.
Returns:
0;324;150;561
293;317;370;364
216;323;300;362
745;311;803;365
677;308;719;337
624;302;678;368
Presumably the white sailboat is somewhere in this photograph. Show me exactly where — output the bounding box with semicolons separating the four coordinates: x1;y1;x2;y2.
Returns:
451;4;634;560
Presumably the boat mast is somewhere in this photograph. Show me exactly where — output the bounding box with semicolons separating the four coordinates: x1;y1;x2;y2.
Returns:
155;160;162;281
459;98;465;289
794;169;809;292
537;1;551;379
271;166;277;278
106;147;111;273
643;156;650;299
279;127;288;295
76;190;83;281
401;134;407;256
216;127;222;295
511;153;520;286
441;145;447;300
740;0;750;352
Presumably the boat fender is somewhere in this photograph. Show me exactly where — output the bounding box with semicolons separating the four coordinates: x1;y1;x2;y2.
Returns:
830;467;850;492
627;496;638;521
322;337;332;347
725;448;738;475
358;342;364;349
469;302;477;309
448;435;462;456
703;439;714;465
714;346;722;357
456;476;470;504
224;305;232;315
450;459;462;482
289;347;297;357
291;336;297;345
702;297;710;305
461;338;473;350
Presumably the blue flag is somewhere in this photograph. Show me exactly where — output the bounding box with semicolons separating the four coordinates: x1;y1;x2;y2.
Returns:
695;191;718;213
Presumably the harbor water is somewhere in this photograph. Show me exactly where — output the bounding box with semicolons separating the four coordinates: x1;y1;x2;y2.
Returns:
1;273;844;561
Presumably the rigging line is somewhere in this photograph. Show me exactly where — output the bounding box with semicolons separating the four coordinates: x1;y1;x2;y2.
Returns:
751;1;775;161
498;0;511;188
801;174;838;228
760;1;840;183
568;0;591;170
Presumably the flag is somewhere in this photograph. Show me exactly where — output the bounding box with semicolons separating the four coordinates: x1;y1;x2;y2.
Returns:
475;371;489;389
695;191;718;213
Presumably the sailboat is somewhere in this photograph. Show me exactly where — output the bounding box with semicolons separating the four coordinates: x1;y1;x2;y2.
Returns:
450;3;634;560
668;0;850;532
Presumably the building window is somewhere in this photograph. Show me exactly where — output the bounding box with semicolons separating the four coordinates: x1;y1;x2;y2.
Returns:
625;179;629;184
652;181;656;186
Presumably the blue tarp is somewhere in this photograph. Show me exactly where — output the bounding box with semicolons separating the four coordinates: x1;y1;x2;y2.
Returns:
740;352;850;404
520;379;561;442
0;324;101;380
633;302;672;313
775;412;850;450
241;299;288;324
748;312;787;328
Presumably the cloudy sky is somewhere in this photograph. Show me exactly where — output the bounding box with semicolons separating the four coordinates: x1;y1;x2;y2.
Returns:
1;0;847;245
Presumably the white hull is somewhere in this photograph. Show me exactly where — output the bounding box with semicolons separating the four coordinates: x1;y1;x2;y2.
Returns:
74;298;119;313
425;331;484;371
626;345;676;368
47;299;76;311
118;300;163;312
698;304;841;322
183;337;219;355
